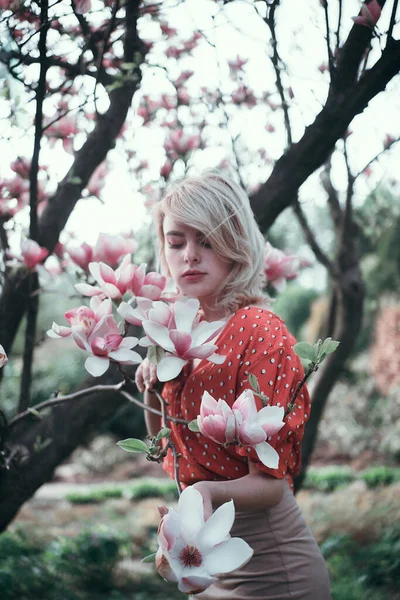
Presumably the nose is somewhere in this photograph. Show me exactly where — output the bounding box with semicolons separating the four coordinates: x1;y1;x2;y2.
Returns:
184;241;200;264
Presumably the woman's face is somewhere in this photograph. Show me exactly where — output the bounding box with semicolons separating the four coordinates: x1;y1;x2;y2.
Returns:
162;214;232;308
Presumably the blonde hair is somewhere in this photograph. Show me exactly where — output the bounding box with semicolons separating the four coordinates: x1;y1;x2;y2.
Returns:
154;171;267;314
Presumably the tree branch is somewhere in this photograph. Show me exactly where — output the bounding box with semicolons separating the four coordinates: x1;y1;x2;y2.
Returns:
250;38;400;232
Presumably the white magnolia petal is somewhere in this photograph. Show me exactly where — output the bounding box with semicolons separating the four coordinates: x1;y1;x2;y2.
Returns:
100;282;122;299
138;336;152;347
191;319;226;346
108;349;142;364
254;441;280;469
174;298;199;333
88;261;102;284
196;499;234;552
178;574;216;595
205;537;254;575
95;298;113;319
85;355;110;377
157;356;187;382
206;352;227;364
118;336;139;349
178;487;205;541
257;405;285;425
142;321;175;352
74;283;102;297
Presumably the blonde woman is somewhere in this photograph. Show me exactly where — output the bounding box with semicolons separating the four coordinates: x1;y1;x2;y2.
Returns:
135;172;331;599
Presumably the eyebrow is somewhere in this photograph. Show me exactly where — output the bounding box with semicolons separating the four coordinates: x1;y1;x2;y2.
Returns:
165;230;205;238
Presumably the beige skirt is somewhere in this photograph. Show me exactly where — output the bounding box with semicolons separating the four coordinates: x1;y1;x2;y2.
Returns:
195;482;331;600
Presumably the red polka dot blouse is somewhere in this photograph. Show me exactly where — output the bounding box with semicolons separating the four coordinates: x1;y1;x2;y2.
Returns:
161;306;311;491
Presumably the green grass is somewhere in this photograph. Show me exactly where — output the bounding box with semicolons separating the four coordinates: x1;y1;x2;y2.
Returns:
302;465;400;493
66;478;178;504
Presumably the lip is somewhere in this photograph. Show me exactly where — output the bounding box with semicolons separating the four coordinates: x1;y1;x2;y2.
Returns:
182;270;206;281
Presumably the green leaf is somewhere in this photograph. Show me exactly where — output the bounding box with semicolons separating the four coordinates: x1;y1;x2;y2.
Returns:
142;552;156;563
293;342;318;363
188;419;200;432
320;338;340;355
147;345;166;365
156;427;171;440
117;438;149;453
248;373;260;393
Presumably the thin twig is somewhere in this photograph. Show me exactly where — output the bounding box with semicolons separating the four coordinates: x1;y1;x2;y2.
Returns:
19;0;50;413
387;0;399;42
293;197;338;278
264;2;292;147
323;1;335;80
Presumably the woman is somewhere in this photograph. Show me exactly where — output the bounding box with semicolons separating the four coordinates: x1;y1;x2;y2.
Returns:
135;172;331;599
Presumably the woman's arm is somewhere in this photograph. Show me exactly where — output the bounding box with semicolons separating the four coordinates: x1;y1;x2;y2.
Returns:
193;461;285;519
135;359;162;437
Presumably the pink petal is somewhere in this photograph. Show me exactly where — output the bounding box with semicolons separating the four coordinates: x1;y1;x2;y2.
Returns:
169;330;192;356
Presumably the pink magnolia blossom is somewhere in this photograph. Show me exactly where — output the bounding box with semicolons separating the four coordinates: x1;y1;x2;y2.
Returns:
0;345;8;368
10;157;32;179
156;486;253;595
17;239;49;270
140;298;226;381
352;0;381;28
71;314;142;377
118;298;168;327
47;297;112;340
164;130;200;157
174;70;194;87
75;257;166;301
93;232;137;267
45;115;77;154
197;391;236;445
160;160;173;179
263;242;300;292
74;0;91;13
87;162;107;199
228;56;248;73
67;242;94;272
197;389;285;469
159;21;178;38
231;389;285;469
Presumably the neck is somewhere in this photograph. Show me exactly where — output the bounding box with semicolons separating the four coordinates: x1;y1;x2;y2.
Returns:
201;304;232;322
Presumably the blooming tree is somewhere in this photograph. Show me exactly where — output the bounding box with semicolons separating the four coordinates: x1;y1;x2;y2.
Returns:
0;0;399;531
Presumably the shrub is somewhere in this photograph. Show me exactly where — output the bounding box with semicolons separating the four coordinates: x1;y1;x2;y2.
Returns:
360;466;400;488
302;466;355;492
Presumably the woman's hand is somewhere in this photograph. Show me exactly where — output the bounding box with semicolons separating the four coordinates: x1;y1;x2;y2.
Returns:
135;357;158;393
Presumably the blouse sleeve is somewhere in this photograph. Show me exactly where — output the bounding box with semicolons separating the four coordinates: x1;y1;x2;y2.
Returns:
234;327;310;481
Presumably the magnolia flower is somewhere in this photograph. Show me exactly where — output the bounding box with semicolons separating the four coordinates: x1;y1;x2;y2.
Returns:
74;0;91;14
156;486;253;595
10;239;49;270
75;257;165;301
118;298;170;327
352;0;381;28
197;391;236;445
0;345;8;368
67;242;93;272
232;389;285;469
72;314;142;377
140;298;226;381
198;389;285;469
164;130;200;157
47;297;112;340
264;242;300;292
93;232;137;267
